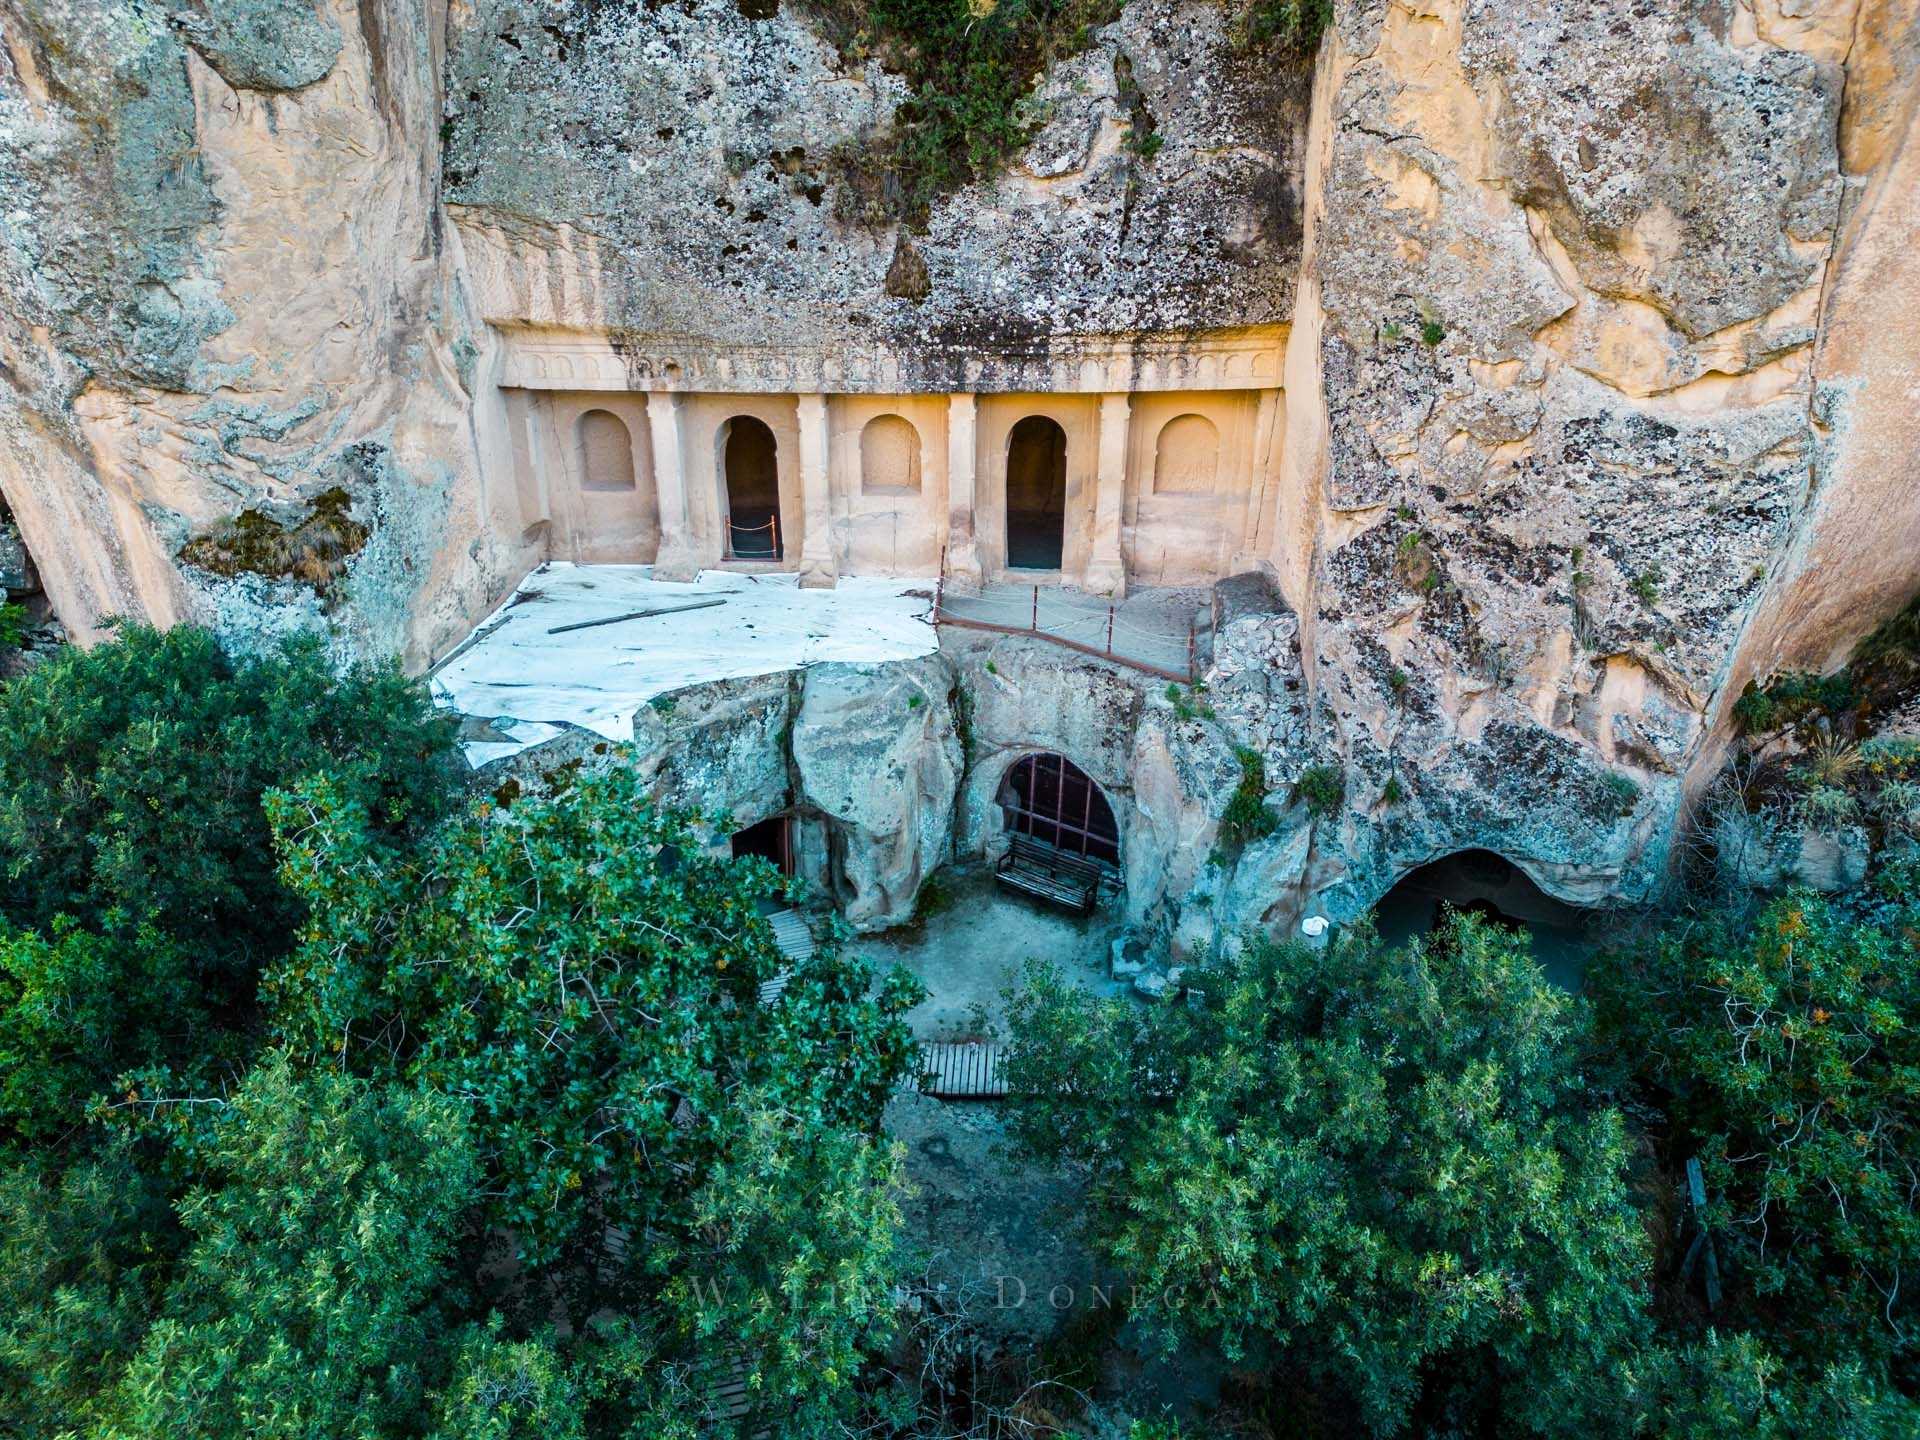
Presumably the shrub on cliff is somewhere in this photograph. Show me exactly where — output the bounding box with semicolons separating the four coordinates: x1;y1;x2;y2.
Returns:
1001;914;1649;1435
823;0;1330;226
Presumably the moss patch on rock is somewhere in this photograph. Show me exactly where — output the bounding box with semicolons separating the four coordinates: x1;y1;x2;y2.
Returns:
818;0;1325;228
179;488;368;596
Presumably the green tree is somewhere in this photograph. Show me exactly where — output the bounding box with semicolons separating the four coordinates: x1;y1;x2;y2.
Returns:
0;920;208;1144
0;624;457;964
0;1140;180;1437
1624;1330;1918;1439
1592;885;1920;1379
263;762;922;1434
1003;914;1649;1435
98;1056;477;1440
428;1322;585;1440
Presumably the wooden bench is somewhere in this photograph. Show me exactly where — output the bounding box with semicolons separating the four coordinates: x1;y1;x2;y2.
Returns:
995;834;1104;914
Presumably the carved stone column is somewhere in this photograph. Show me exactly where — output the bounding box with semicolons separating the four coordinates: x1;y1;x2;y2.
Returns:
1083;392;1129;598
943;393;983;592
796;393;837;588
647;391;698;582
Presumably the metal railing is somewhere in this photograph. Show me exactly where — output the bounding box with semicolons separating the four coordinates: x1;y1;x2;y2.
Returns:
933;554;1199;683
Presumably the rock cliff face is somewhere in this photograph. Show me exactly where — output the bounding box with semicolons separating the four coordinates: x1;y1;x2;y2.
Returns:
1;0;1916;925
441;0;1307;350
0;0;501;663
1270;0;1920;914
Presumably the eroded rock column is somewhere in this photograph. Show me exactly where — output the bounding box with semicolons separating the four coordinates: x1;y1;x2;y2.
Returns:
647;393;698;582
1083;393;1129;598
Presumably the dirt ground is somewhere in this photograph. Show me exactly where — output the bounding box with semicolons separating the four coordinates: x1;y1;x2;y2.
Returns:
859;868;1128;1344
863;866;1128;1038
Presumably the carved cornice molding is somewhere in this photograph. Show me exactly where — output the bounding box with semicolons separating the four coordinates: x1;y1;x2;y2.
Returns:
494;326;1288;396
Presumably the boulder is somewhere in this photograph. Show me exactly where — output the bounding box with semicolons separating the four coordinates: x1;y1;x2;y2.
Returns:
792;656;962;931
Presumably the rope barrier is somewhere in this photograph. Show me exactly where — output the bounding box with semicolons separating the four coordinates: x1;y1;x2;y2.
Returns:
931;580;1206;682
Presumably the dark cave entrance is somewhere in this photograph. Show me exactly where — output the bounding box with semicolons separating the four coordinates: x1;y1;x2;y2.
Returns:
997;752;1119;867
1370;849;1598;991
723;416;782;559
731;813;795;877
1005;415;1067;570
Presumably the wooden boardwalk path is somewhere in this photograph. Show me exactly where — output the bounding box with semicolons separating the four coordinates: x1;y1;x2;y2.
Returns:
917;1040;1008;1100
756;907;816;1003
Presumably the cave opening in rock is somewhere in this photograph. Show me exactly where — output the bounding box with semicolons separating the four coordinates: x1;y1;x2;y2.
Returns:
1370;848;1598;991
998;751;1119;866
1005;415;1066;570
723;416;782;559
730;812;794;876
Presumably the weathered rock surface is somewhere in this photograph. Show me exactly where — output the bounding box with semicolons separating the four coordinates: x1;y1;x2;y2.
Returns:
792;656;963;930
1264;0;1910;917
443;0;1308;350
2;0;1918;931
0;0;508;663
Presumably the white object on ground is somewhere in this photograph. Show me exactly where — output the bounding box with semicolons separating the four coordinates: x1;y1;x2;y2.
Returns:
1300;915;1330;938
431;564;937;766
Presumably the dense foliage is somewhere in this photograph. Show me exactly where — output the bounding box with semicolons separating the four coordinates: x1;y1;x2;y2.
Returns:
0;627;923;1440
3;621;1918;1437
264;761;921;1423
1002;914;1650;1434
1594;864;1920;1420
0;626;456;1152
0;624;457;960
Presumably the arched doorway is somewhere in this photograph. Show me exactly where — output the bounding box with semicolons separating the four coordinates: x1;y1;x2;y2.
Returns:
731;813;794;877
1005;415;1066;570
723;416;782;559
998;752;1119;866
1371;849;1597;991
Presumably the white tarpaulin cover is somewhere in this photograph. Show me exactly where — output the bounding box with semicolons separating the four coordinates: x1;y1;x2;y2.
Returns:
431;564;938;765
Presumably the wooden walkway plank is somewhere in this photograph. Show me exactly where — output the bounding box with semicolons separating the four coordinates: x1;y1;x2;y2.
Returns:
918;1040;1008;1100
757;907;815;1003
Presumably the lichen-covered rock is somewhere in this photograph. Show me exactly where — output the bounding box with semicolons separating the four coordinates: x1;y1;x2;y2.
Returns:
173;0;344;94
442;0;1309;350
0;0;508;662
1269;0;1870;917
1;0;1916;936
792;655;962;930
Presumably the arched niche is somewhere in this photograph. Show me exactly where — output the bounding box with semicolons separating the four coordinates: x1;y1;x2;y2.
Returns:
996;750;1120;866
577;408;637;492
1152;412;1220;495
1370;849;1600;992
860;414;922;494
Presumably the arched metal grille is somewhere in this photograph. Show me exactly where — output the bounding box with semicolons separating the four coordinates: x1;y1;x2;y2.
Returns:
998;752;1119;866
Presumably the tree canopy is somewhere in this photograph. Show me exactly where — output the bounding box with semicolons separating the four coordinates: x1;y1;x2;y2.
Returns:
0;627;922;1440
1002;913;1650;1434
